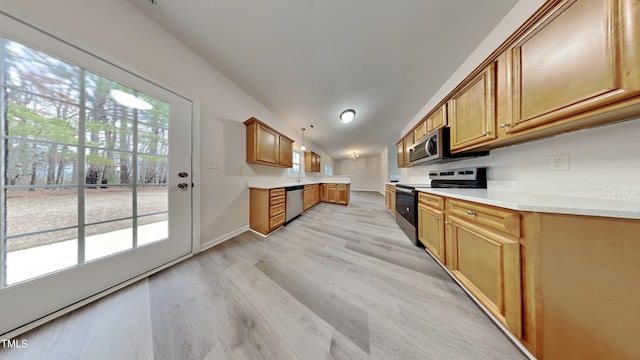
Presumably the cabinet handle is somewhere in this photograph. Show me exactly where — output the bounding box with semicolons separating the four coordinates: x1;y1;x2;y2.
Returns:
482;131;491;136
500;123;511;128
466;210;476;216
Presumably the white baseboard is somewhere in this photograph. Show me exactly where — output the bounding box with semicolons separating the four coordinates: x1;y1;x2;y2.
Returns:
199;226;249;253
351;188;383;192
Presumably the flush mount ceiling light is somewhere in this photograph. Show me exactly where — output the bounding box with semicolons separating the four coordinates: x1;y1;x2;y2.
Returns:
109;89;153;110
340;109;356;123
300;128;307;151
349;152;359;161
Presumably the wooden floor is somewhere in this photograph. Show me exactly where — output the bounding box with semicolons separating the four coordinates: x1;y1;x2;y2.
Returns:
0;191;527;360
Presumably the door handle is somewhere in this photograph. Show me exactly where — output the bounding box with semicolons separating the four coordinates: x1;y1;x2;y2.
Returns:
178;183;189;189
178;172;189;178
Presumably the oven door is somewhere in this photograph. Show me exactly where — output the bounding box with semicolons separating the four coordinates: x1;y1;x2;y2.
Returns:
395;187;419;246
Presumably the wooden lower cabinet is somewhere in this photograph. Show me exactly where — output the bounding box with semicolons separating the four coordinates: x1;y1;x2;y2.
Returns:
385;184;396;215
323;183;349;205
249;188;285;235
448;215;521;337
417;203;445;263
303;184;320;211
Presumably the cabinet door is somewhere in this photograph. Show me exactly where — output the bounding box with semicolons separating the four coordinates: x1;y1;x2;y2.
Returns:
427;104;447;133
418;203;445;263
414;120;427;143
507;0;640;134
327;184;337;203
256;124;279;164
449;216;521;337
390;189;396;216
303;189;313;211
396;142;405;167
403;134;414;166
448;63;496;152
337;185;348;205
279;136;293;167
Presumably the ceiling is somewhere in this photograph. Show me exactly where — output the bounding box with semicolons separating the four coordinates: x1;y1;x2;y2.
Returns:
130;0;519;159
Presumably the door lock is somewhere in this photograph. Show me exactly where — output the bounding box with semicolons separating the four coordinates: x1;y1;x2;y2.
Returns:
178;183;189;189
178;172;189;178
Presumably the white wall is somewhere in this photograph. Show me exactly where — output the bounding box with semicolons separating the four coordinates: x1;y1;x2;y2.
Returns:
0;0;332;249
378;147;389;195
335;155;382;192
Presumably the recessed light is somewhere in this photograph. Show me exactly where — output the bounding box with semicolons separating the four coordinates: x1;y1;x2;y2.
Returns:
340;109;356;123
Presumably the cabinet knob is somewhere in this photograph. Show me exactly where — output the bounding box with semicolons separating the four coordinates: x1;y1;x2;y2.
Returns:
482;131;491;136
434;216;441;221
444;221;451;225
499;123;511;128
466;210;476;216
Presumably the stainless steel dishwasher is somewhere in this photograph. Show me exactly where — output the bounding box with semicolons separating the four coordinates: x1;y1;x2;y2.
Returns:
285;185;304;223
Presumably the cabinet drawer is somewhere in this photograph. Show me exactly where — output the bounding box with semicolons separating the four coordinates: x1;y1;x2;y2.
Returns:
270;195;285;206
418;192;444;209
270;203;285;217
336;184;347;190
448;199;520;238
270;188;285;197
270;212;285;229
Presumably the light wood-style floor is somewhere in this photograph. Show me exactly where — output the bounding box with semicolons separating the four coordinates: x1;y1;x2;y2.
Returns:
0;191;527;360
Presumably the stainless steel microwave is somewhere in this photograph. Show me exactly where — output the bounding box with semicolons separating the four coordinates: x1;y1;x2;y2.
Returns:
409;127;489;166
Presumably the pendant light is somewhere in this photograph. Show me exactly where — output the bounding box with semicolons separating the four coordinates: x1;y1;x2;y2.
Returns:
300;128;307;151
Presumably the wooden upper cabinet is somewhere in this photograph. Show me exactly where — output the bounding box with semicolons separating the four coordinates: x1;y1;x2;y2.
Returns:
279;137;293;168
427;103;447;133
304;151;321;172
414;120;427;143
506;0;640;134
447;63;497;152
244;117;294;168
396;141;405;167
403;133;414;166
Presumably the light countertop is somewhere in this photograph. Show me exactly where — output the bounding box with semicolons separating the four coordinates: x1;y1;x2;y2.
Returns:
248;176;350;189
416;187;640;219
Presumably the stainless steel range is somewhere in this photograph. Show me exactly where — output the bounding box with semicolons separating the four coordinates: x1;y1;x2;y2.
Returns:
395;167;487;245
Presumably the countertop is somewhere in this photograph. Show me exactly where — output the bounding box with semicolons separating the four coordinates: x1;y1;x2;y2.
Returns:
415;187;640;219
247;177;350;189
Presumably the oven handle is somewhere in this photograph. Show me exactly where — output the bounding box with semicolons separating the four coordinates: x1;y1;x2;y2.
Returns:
395;187;414;195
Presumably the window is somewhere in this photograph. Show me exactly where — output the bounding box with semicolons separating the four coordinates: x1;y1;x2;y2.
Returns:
287;151;301;177
325;164;333;176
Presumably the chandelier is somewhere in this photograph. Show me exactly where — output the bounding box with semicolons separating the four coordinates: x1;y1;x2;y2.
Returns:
349;152;359;161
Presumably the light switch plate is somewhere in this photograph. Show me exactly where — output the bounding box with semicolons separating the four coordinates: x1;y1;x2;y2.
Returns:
208;161;221;170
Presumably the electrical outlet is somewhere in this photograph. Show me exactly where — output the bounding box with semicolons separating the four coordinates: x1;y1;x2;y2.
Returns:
237;166;244;175
549;154;570;171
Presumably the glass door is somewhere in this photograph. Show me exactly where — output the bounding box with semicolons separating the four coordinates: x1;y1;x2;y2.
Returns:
0;13;193;336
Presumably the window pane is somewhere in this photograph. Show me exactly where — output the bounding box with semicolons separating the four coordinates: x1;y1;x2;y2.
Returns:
5;139;78;186
138;155;168;184
86;107;133;151
3;39;81;103
6;90;80;144
138;185;167;216
5;229;78;285
85;150;132;186
85;186;132;225
85;219;133;262
138;213;168;246
138;122;168;156
5;188;78;239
